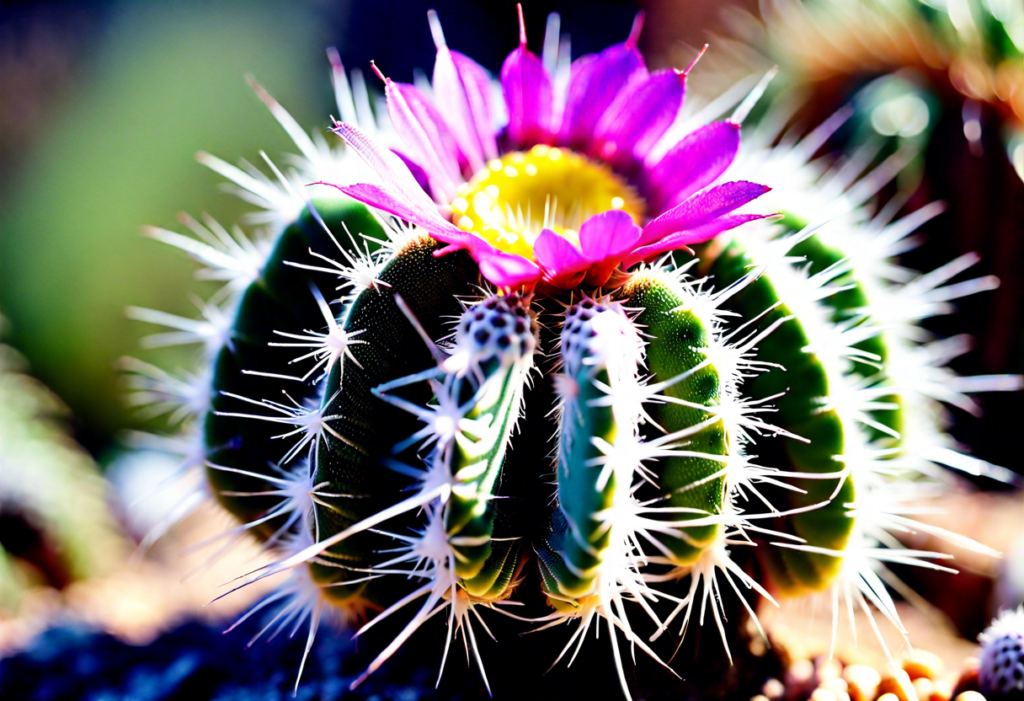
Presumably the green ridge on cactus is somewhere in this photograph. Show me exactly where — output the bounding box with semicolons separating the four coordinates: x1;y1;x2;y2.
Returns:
552;361;618;595
442;296;535;580
536;510;579;605
461;538;523;600
311;233;475;602
788;231;902;442
204;198;386;530
622;269;729;565
539;300;633;599
711;241;855;593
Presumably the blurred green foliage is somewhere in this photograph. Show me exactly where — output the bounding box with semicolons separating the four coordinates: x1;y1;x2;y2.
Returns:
0;315;125;608
0;0;339;445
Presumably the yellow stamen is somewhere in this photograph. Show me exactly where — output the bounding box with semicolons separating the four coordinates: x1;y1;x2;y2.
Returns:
451;145;645;260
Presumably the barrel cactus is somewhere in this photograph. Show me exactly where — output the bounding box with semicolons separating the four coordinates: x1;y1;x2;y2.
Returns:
127;7;1019;698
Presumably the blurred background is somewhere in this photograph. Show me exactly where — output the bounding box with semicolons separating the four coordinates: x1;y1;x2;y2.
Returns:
0;0;1022;696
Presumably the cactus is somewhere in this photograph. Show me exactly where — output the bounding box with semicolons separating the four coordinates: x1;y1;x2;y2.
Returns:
980;606;1024;699
127;7;1020;698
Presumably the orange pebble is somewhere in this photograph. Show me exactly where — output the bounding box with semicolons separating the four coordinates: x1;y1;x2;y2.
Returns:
762;677;785;700
929;678;954;701
877;671;918;701
952;693;986;701
904;650;945;681
913;678;934;699
843;664;882;701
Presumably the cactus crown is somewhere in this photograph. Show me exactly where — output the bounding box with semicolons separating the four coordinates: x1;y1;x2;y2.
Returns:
127;7;1019;699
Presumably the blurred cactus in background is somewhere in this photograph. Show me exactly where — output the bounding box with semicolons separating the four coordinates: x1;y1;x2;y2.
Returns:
125;6;1021;699
979;606;1024;699
682;0;1024;505
0;314;124;610
0;1;331;450
694;0;1024;178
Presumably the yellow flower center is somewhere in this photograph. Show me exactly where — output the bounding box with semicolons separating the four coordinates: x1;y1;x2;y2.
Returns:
450;145;645;260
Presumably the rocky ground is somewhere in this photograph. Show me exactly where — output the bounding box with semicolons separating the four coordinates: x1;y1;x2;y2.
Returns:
0;492;1020;700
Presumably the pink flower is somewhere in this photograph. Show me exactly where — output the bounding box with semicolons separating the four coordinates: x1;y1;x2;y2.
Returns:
319;7;770;292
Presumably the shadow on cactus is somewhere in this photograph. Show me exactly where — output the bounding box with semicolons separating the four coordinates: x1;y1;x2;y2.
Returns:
125;6;1021;699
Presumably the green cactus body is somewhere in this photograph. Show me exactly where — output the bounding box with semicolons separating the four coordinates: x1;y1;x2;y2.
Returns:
136;190;1011;693
711;239;856;593
788;229;902;443
205;198;387;529
437;295;536;581
307;232;476;604
622;269;729;564
152;188;891;690
536;299;642;601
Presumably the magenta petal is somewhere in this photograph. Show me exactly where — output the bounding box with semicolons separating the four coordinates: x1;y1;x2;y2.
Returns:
578;210;642;260
333;123;442;212
391;149;432;197
433;48;498;172
576;211;643;286
559;43;645;149
332;122;491;256
623;214;768;268
533;229;592;289
451;53;499;158
643;121;741;214
638;180;771;247
336;183;465;243
534;228;588;270
501;44;552;147
591;69;684;171
580;213;641;287
333;122;466;244
385;80;463;201
477;250;542;289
